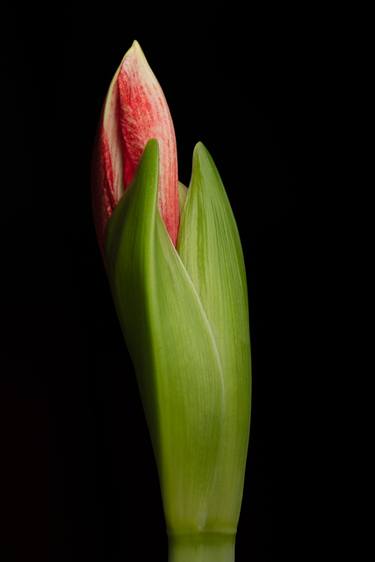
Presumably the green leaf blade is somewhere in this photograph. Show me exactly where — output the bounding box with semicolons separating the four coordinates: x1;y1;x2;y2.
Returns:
105;140;227;534
177;142;252;529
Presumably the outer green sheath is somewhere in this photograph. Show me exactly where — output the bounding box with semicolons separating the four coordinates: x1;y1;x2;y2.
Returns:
106;140;224;532
178;142;251;531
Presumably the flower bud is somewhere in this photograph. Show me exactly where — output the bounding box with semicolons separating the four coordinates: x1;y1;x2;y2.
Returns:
93;43;251;562
92;40;179;253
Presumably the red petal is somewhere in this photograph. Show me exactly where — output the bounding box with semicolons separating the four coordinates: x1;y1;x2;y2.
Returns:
92;62;125;253
92;41;179;252
117;42;179;245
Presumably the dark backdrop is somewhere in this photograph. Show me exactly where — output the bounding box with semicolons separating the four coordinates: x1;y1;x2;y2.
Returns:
1;5;336;561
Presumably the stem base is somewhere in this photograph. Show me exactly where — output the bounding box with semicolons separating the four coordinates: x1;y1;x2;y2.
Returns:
168;533;235;562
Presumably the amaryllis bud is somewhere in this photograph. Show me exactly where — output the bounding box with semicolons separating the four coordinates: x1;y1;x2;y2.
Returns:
92;42;252;562
92;40;179;252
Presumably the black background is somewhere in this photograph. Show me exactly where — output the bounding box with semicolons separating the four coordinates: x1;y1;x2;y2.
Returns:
1;5;339;561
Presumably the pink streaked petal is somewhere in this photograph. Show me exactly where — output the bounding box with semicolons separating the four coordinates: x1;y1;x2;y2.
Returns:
92;64;125;253
92;41;179;252
117;41;179;245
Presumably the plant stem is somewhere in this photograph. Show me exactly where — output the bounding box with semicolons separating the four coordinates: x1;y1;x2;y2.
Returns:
168;533;236;562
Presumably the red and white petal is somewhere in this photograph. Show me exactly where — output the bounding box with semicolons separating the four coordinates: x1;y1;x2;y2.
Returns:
117;41;179;245
92;64;125;252
92;41;179;252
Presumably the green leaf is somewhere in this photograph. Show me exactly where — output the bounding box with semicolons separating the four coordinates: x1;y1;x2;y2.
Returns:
177;143;251;529
105;140;225;534
105;140;251;542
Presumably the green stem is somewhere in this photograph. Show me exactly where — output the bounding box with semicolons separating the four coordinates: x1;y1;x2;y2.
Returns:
168;533;236;562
